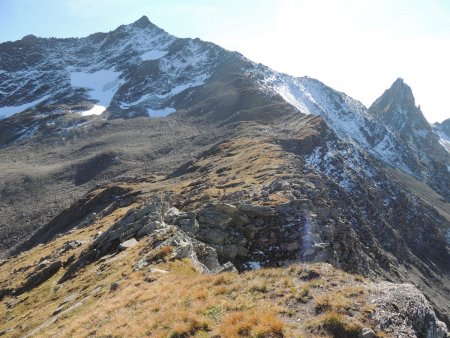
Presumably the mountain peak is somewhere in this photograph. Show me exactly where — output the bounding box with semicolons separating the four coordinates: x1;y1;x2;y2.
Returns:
368;78;429;132
131;15;155;29
386;77;414;103
392;77;404;86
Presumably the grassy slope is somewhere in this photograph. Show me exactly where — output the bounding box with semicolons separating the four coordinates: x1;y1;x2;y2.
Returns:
0;133;385;337
0;216;382;337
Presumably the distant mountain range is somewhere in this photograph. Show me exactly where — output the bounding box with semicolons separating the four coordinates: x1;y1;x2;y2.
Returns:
0;16;448;336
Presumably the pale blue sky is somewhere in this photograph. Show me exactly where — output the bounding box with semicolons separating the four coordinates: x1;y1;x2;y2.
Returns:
1;0;449;122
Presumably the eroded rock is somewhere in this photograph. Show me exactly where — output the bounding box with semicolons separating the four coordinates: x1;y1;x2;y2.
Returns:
369;282;448;338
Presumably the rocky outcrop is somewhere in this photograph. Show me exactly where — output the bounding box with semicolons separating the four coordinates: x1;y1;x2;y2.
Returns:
15;185;136;254
59;196;236;282
369;282;448;338
14;259;62;296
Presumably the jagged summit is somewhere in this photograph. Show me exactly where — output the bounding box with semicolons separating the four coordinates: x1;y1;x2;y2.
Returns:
130;15;160;30
132;15;151;26
369;78;429;132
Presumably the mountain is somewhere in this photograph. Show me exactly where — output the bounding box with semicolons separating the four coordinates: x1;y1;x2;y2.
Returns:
433;118;450;153
368;79;450;197
0;16;449;336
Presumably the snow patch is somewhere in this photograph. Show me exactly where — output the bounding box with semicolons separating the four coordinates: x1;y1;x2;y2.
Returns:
79;105;107;116
157;75;208;99
140;50;167;61
0;95;51;119
69;69;123;115
147;107;176;117
434;129;450;153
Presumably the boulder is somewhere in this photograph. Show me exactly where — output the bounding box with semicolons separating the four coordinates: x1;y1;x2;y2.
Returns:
198;206;233;227
359;328;376;338
136;221;160;238
58;240;83;255
119;238;138;249
178;218;200;233
369;282;448;338
237;203;276;217
163;207;181;223
214;261;238;273
265;178;290;192
214;203;237;215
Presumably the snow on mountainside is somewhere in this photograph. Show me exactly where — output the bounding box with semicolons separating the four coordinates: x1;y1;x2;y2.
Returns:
248;66;449;179
433;118;450;153
68;68;123;116
0;16;219;119
0;16;448;199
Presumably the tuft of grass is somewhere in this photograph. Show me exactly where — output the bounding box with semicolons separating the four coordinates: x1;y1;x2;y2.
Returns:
249;281;268;293
353;274;365;282
305;311;362;338
218;310;285;337
204;305;225;321
296;285;312;303
314;292;352;315
168;317;209;338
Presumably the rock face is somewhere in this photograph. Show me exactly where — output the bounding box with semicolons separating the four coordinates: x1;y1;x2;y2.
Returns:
369;78;429;133
368;79;450;198
433;118;450;152
368;282;448;338
15;259;62;296
60;196;237;282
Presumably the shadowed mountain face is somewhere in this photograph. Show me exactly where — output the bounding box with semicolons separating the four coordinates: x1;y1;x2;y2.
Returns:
368;78;450;198
369;78;429;132
0;16;449;326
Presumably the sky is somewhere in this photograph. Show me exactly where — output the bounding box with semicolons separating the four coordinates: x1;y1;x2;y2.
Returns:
0;0;449;123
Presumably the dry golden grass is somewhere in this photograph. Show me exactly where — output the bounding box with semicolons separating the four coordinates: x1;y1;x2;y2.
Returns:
305;311;363;338
0;256;379;338
218;310;284;337
0;195;377;338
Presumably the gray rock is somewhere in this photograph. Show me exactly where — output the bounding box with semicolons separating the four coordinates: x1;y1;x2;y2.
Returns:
119;238;138;249
265;178;290;192
214;203;237;215
136;221;160;238
214;261;238;273
149;268;169;274
369;282;448;338
237;203;276;217
178;215;200;234
221;244;239;259
110;282;120;291
58;240;83;254
163;207;181;223
198;206;233;227
302;248;316;257
284;241;299;251
171;238;193;259
201;228;228;244
359;328;376;338
16;260;62;295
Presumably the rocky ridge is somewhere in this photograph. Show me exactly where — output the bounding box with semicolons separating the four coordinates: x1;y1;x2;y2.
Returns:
0;15;449;337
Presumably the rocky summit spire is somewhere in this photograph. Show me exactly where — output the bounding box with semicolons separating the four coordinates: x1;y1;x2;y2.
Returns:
368;78;430;133
131;15;155;29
